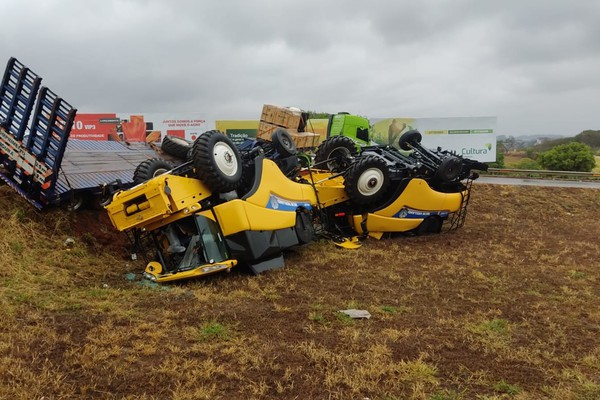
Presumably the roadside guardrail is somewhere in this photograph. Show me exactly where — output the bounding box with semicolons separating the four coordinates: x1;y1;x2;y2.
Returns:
485;168;600;181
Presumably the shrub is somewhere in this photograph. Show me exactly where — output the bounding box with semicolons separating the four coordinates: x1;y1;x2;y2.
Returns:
488;147;505;168
537;142;596;172
514;157;541;170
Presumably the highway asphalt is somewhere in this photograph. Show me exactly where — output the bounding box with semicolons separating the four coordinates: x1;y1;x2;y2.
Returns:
474;176;600;189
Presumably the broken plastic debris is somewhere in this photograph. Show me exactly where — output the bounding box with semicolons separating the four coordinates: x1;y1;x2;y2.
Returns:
64;237;75;248
338;309;371;319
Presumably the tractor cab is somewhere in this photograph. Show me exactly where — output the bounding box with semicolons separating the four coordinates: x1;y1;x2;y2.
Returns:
326;113;371;145
143;213;237;282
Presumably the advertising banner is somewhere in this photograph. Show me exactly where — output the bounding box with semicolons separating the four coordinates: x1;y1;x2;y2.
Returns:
371;116;497;162
71;113;213;142
215;120;259;145
71;113;496;162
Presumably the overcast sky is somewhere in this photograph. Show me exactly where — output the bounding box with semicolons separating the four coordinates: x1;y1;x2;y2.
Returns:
1;0;599;137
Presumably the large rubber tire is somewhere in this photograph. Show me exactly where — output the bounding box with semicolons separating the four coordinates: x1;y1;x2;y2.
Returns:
399;130;422;151
272;128;297;157
161;135;192;159
435;156;463;183
133;158;173;184
67;191;87;211
344;156;391;206
314;136;358;171
191;130;243;192
295;208;314;245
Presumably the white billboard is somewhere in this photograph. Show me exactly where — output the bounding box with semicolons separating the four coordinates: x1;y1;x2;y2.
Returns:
371;116;497;162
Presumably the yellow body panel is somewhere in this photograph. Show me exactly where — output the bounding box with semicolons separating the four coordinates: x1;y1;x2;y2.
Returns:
145;259;238;282
244;159;318;208
351;213;423;235
143;208;215;232
351;179;466;236
376;179;464;217
106;174;212;232
212;199;296;237
303;170;349;208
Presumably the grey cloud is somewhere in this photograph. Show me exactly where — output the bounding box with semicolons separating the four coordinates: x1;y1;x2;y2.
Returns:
0;0;598;136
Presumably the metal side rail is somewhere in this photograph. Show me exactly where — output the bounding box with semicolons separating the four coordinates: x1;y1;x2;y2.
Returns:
444;179;473;231
0;80;77;209
0;57;42;140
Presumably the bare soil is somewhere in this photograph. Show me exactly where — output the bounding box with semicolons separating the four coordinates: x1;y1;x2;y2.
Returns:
0;182;599;399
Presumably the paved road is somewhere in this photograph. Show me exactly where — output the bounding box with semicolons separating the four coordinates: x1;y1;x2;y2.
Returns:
474;176;600;189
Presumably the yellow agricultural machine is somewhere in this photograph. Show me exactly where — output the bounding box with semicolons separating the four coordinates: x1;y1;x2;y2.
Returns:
106;127;486;282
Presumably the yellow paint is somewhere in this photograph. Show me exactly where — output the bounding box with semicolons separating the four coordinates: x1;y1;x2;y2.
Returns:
212;199;296;236
106;174;211;232
376;179;464;217
244;159;318;208
350;179;465;235
145;260;238;282
215;120;259;131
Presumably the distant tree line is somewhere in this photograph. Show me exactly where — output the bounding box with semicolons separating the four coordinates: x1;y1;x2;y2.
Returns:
495;130;599;172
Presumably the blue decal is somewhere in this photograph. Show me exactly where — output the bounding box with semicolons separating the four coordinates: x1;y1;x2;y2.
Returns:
266;194;312;211
394;207;449;219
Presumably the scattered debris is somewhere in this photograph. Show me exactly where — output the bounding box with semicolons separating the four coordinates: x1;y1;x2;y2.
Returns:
64;237;75;249
338;309;371;319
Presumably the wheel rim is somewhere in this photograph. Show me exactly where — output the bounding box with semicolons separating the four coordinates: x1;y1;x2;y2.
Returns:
153;168;168;177
356;167;384;196
327;147;351;170
213;142;239;177
69;195;85;211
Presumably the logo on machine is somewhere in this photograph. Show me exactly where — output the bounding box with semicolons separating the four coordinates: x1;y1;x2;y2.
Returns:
395;207;449;219
267;194;312;211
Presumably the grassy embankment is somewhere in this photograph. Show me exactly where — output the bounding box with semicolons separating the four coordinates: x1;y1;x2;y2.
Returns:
0;183;599;399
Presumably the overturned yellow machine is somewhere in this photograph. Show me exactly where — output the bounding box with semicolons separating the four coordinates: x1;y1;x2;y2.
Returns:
106;130;350;281
106;126;486;282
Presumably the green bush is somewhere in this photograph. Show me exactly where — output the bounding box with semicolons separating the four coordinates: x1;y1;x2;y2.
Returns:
514;158;541;170
487;147;505;168
537;142;596;172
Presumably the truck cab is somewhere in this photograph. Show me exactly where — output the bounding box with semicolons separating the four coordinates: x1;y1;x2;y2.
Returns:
326;113;371;145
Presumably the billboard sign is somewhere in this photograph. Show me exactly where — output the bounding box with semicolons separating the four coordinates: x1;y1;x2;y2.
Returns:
71;113;213;142
371;116;497;162
70;112;496;162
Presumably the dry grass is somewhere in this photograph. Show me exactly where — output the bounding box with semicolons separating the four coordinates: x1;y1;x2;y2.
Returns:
0;182;599;399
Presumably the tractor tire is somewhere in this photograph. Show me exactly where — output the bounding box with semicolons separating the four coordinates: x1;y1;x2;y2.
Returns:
399;130;422;151
67;191;88;211
344;155;391;206
161;135;192;160
314;135;358;171
434;156;463;183
295;208;314;245
191;130;242;192
133;158;173;184
271;128;297;157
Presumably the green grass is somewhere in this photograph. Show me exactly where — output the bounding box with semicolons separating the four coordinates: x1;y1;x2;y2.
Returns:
197;321;230;341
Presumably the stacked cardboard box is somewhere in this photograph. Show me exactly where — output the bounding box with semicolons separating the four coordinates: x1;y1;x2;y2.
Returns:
257;104;320;149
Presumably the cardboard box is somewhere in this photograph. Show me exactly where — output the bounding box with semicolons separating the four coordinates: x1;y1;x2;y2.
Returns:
260;104;302;130
257;122;320;148
257;121;281;140
290;131;320;149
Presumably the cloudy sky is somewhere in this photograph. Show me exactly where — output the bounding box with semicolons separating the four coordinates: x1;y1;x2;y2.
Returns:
1;0;599;137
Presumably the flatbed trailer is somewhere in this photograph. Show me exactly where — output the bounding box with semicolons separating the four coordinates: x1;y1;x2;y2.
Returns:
0;57;163;209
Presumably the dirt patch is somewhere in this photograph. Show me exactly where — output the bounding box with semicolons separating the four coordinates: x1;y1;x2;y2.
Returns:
1;183;600;399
